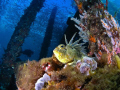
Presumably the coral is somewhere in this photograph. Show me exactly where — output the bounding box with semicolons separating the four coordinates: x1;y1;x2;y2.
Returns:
76;56;97;75
35;73;51;90
16;60;120;90
16;57;64;90
101;19;111;30
74;24;89;42
40;57;64;74
96;52;108;67
72;0;120;65
16;60;45;90
83;66;120;90
78;62;91;75
42;65;88;90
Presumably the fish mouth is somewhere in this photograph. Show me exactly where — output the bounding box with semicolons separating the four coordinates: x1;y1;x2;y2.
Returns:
53;50;60;60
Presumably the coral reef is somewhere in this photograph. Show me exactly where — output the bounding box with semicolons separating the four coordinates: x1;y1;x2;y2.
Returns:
16;60;45;90
83;66;120;90
41;65;88;90
16;0;120;90
16;59;120;90
71;1;120;65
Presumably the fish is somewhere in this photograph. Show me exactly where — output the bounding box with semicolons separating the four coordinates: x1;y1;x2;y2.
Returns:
21;49;34;57
53;33;86;65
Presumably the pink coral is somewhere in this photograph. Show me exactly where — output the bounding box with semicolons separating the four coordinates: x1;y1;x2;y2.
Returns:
116;48;120;54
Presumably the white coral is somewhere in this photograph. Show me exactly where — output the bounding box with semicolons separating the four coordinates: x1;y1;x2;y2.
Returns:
111;15;119;30
75;24;89;42
82;10;89;19
102;10;119;30
71;12;89;43
101;19;111;30
71;17;81;25
35;73;51;90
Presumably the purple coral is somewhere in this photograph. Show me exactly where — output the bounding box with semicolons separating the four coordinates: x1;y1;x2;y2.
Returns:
35;73;51;90
116;48;120;54
79;63;91;75
76;56;97;75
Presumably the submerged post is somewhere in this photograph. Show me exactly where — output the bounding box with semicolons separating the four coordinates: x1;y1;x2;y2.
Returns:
0;0;45;89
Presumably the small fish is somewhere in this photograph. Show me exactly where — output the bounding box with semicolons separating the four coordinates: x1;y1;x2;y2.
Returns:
21;49;34;57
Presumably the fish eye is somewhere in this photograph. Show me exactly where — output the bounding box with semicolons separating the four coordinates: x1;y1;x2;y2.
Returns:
61;45;64;48
58;44;65;49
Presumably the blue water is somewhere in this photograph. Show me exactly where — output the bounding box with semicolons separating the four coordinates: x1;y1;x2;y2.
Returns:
0;0;120;63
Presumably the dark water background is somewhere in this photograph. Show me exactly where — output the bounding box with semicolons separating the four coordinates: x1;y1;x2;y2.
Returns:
0;0;120;64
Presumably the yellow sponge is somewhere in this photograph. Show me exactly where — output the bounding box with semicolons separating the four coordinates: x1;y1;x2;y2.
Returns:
115;55;120;69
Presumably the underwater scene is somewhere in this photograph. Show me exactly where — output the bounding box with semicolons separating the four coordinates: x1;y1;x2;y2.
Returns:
0;0;120;90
